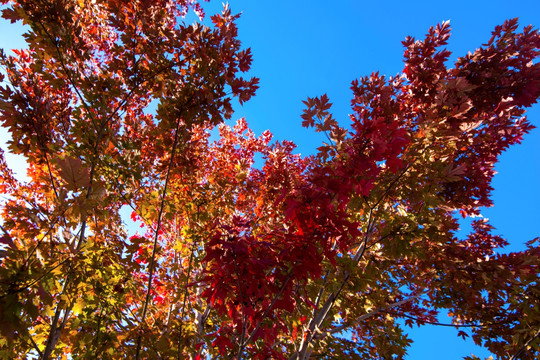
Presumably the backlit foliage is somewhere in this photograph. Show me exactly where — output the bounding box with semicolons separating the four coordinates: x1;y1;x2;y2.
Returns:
0;1;539;359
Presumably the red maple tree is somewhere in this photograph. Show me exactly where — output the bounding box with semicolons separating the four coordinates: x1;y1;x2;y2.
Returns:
0;1;539;359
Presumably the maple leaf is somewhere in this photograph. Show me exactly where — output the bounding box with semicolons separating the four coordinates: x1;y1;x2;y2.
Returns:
55;156;90;191
0;235;16;250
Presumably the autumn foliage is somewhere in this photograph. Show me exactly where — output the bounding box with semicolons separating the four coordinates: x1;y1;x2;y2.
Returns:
0;0;539;359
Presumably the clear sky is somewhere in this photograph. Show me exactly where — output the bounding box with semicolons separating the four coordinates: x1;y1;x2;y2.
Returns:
1;0;539;358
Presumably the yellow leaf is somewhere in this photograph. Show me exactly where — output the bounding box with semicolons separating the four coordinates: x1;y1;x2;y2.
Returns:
43;305;55;317
72;298;85;315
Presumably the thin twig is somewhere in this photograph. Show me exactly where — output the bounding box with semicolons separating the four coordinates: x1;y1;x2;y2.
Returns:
234;251;248;360
510;328;540;360
176;231;198;359
325;293;428;336
135;114;184;359
240;271;294;355
384;310;516;329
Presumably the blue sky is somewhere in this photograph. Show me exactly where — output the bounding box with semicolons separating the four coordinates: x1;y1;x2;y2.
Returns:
1;0;539;358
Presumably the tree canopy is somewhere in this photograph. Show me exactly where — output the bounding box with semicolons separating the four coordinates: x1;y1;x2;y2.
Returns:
0;1;539;359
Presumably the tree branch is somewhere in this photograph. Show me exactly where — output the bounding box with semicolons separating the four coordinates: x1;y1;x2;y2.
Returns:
510;327;540;360
239;271;294;357
135;112;184;359
383;310;515;329
324;293;427;336
291;165;411;359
